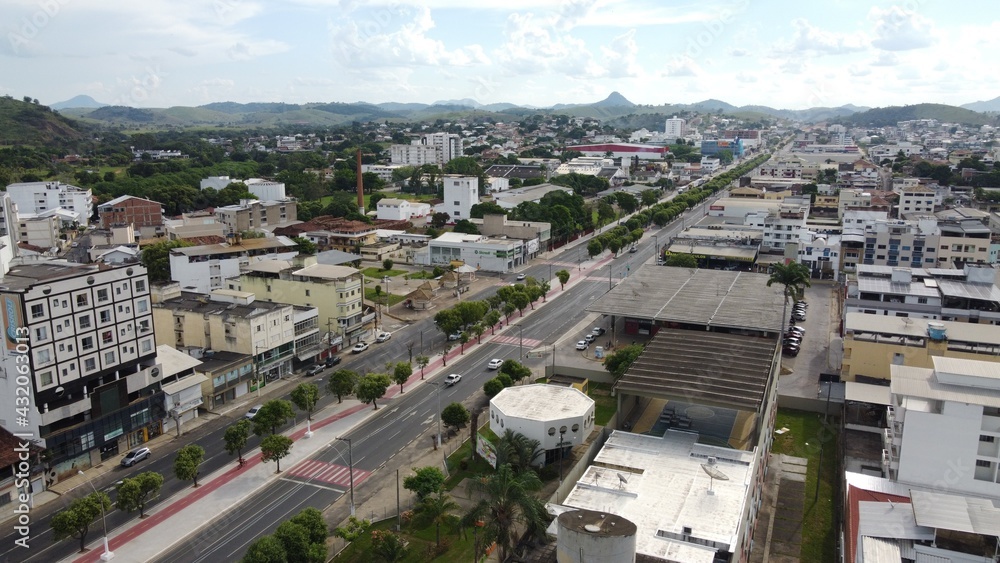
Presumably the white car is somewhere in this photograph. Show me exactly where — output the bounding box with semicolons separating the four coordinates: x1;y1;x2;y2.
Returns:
245;405;263;419
120;447;151;467
444;373;462;386
575;340;588;350
487;358;503;370
375;331;392;343
448;332;462;341
351;342;369;354
515;273;526;281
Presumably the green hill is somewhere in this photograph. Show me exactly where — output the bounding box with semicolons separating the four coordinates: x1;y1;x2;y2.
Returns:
842;103;996;127
0;96;86;146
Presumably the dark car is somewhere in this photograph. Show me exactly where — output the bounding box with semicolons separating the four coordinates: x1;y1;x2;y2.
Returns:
325;356;342;367
121;447;151;468
782;346;800;357
305;364;324;377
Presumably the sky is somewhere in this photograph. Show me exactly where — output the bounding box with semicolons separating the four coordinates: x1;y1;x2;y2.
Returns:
3;0;998;111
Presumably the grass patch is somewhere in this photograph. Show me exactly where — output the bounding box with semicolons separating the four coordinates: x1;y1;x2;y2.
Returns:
362;267;410;278
587;382;617;427
770;409;838;563
364;288;407;306
407;270;438;280
443;425;498;490
334;517;477;563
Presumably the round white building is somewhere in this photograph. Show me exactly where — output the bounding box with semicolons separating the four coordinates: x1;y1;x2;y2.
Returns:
489;384;596;466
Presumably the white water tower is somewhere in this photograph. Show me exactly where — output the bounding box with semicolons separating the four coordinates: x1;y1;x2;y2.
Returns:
556;508;637;563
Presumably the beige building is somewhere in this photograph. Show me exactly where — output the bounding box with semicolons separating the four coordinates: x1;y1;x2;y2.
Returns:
215;199;297;234
841;312;1000;383
152;287;320;380
16;215;61;250
228;257;373;350
937;219;991;268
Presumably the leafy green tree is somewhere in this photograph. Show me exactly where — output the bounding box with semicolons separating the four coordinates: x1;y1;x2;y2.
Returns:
327;369;358;403
614;192;639;214
290;382;320;422
416;355;430;379
640;189;659;207
460;464;549;563
392;362;412;393
484;377;505;398
253;399;295;437
51;492;113;553
430;212;450;227
403;466;446;500
510;291;529;316
555;269;570;290
271;509;327;563
434;308;463;338
459;332;470;353
484;310;502;334
261;434;293;473
472;322;485;344
453;219;480;234
334;516;370;544
499;359;531;383
441;402;470;434
587;239;604;257
413;491;460;548
597;200;616;226
140;239;190;282
604;344;644;380
224;419;252;466
291;236;317;255
382;258;394;271
470;201;506;218
115;471;163;518
502;302;516;322
241;535;287;563
356;372;391;410
666;253;698;268
174;444;205;487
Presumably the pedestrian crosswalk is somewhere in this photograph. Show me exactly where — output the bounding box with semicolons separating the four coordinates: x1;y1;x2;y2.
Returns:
286;460;370;489
491;334;543;348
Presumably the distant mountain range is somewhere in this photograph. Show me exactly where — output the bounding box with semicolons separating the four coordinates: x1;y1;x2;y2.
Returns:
36;91;1000;132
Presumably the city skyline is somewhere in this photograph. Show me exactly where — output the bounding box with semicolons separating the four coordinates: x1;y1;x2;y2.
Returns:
2;0;998;111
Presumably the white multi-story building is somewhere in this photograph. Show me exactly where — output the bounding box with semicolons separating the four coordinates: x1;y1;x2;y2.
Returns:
168;236;299;293
16;215;61;251
839;189;874;220
0;262;161;473
665;116;686;139
0;193;17;278
489;385;595;466
361;164;405;183
740;202;809;253
886;355;1000;497
5;181;93;224
897;186;937;218
794;232;841;280
390;132;462;166
438;175;479;222
700;157;721;172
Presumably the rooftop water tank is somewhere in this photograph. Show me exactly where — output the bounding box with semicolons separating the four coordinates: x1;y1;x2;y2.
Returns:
927;322;946;341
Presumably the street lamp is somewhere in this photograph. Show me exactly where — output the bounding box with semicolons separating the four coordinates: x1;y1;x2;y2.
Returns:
78;471;113;561
336;437;355;516
653;234;659;262
557;427;567;486
428;381;443;448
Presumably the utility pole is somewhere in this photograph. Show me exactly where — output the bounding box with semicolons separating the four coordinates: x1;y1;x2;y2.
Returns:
337;437;355;516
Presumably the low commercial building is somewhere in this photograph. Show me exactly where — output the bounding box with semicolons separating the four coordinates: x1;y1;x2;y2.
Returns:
489;384;595;466
492;183;574;211
157;344;205;432
414;232;530;273
275;218;378;253
375;198;431;222
215;198;298;234
845;264;1000;323
473;214;550;255
97;195;164;238
840;313;1000;383
664;226;761;270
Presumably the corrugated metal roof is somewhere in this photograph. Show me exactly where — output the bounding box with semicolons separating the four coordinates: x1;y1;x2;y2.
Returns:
892;364;1000;408
846;312;1000;346
856;277;940;297
937;279;1000;302
859;501;934;540
933;356;1000;383
860;536;901;562
910;490;1000;535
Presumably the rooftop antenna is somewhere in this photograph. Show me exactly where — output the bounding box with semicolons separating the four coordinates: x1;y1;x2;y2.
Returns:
701;459;729;496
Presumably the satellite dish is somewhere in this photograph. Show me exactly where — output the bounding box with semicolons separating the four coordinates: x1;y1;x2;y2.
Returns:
701;463;729;495
617;473;628;490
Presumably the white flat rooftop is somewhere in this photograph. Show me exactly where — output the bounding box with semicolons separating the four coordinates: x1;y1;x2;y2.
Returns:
560;430;755;563
490;384;593;421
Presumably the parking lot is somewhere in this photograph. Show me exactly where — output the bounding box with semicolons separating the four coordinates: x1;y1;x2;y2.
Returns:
776;282;843;398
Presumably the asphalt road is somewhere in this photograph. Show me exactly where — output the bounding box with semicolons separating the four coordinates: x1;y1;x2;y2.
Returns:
151;189;725;563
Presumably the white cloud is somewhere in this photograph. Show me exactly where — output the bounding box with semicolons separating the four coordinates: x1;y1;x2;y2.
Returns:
735;72;757;83
600;29;642;78
869;6;936;51
848;65;871;77
729;48;749;57
870;51;899;66
780;18;867;55
493;11;596;77
663;56;700;77
330;6;489;68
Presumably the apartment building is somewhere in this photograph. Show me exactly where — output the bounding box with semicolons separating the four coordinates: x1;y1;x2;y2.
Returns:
168;235;299;294
390;132;462;166
5;181;93;224
896;186;936;218
840;313;1000;382
838;189;873;220
845;264;1000;323
0;262;161;474
229;258;373;351
16;215;61;251
885;356;1000;497
214;198;297;234
152;288;319;381
97;195;164;237
857;218;940;268
937;219;991;267
438;175;479;222
664;116;685;139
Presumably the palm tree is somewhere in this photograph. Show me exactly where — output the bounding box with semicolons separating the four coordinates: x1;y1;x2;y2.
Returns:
767;262;811;330
461;464;549;563
412;491;460;548
495;429;544;474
